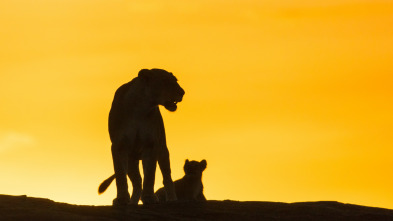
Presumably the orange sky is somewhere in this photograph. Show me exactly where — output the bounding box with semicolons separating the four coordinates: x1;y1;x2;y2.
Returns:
1;0;393;209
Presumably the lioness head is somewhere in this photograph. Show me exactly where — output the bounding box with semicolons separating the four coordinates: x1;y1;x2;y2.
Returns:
184;159;207;176
138;68;185;112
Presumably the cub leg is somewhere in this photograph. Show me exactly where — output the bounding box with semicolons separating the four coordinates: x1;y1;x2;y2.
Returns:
196;191;206;201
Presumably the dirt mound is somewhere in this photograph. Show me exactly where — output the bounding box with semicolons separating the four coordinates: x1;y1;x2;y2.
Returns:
1;194;392;221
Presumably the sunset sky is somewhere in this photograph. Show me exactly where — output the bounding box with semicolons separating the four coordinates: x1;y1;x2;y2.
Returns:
1;0;393;209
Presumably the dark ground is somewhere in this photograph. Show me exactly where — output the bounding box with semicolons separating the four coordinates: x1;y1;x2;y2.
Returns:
1;194;393;221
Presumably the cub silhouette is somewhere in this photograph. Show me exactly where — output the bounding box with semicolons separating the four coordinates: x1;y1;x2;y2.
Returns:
155;159;207;202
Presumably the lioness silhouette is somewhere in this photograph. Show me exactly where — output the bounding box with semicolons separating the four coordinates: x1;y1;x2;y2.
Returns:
99;68;185;207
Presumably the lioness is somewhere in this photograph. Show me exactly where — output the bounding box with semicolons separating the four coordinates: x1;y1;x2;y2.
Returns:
100;68;185;206
155;159;207;202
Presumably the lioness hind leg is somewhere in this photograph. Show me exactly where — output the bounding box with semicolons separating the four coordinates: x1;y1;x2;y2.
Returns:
111;142;130;206
141;157;159;204
127;158;142;205
158;149;177;202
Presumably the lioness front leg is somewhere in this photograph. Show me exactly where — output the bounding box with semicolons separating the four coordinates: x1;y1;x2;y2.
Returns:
158;148;177;202
111;143;130;207
127;158;142;205
141;157;159;204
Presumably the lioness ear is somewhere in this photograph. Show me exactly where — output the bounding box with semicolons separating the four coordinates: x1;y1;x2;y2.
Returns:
185;159;190;164
200;159;207;170
138;69;150;81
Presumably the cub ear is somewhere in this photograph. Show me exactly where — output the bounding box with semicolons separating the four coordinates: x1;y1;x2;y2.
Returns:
184;159;190;173
200;159;207;170
138;69;150;81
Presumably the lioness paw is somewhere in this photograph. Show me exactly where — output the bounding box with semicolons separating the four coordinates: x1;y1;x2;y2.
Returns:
141;194;159;205
112;197;130;209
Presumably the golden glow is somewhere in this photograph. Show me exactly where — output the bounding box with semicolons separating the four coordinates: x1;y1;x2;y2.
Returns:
1;0;392;208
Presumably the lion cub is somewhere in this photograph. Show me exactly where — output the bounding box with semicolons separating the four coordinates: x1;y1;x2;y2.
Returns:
155;159;207;202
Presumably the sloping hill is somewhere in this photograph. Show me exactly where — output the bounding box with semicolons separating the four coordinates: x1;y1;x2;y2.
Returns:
1;194;392;221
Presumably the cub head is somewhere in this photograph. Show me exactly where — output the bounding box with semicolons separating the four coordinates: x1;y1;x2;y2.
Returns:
184;159;207;176
138;68;185;112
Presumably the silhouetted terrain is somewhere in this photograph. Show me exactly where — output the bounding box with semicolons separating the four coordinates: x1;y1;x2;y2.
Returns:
1;194;393;221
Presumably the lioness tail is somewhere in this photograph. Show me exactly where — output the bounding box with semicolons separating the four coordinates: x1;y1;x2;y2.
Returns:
98;174;116;194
